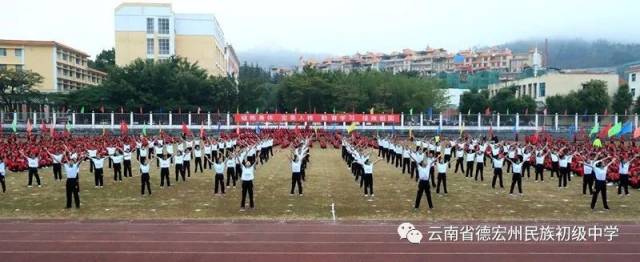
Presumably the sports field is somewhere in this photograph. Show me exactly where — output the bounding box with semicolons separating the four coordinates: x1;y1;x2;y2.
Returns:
1;146;638;221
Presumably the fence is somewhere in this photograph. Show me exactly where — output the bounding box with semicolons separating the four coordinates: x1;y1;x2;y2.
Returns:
0;112;638;135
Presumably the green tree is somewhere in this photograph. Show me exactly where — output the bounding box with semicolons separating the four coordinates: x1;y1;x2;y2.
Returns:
459;88;489;114
611;83;633;114
545;95;566;114
0;68;43;111
577;80;610;114
88;48;115;72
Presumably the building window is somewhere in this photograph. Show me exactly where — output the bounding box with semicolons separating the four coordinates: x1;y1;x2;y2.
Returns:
158;18;170;34
631;88;636;97
146;38;154;55
633;73;637;82
146;18;154;33
76;58;80;64
539;82;546;97
158;38;170;55
15;65;23;71
0;48;6;56
0;64;6;70
15;48;23;57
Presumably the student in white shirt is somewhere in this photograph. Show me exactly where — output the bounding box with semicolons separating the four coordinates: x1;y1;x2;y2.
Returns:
225;151;238;188
506;157;524;195
361;157;382;198
207;153;226;195
582;157;615;210
45;148;64;181
174;151;185;182
183;149;192;178
122;148;133;178
454;145;465;174
62;154;82;208
86;148;97;173
240;157;259;211
288;152;307;196
465;148;476;178
534;149;549;182
435;156;450;194
617;155;638;196
89;153;106;188
0;157;6;193
193;145;204;174
158;153;172;187
491;154;506;189
475;149;485;181
133;157;151;195
558;150;574;188
106;146;116;169
20;150;42;188
414;158;435;210
110;150;124;182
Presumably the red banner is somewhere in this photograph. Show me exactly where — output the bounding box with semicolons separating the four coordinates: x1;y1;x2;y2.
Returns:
234;113;401;123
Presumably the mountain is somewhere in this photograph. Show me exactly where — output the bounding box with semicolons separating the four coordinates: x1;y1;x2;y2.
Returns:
237;48;332;69
500;38;640;69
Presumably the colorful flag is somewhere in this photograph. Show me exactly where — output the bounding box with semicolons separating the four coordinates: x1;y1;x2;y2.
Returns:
607;122;622;137
11;118;16;133
409;108;413;116
427;107;433;119
369;107;374;115
200;121;205;138
347;122;358;134
181;122;189;136
619;121;633;136
598;123;611;139
26;118;32;136
589;123;599;137
593;138;603;148
408;127;413;139
634;128;640;139
80;106;85;114
142;122;147;136
459;122;465;136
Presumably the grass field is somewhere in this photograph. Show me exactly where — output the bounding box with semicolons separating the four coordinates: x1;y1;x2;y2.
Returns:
0;146;639;221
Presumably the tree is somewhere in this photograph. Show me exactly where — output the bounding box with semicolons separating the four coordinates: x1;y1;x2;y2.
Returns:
634;95;640;114
611;84;633;114
577;80;610;114
459;88;489;114
0;68;43;111
545;95;566;114
88;48;116;72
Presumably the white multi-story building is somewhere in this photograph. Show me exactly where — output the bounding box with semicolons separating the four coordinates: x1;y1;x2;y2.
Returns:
627;65;640;101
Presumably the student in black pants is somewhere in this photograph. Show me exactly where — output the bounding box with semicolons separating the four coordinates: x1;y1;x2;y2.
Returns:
135;158;151;195
0;158;5;193
158;154;171;187
193;145;204;174
174;151;185;182
414;160;435;210
209;155;226;195
454;147;465;174
583;157;614;210
534;151;548;182
240;159;258;211
474;150;484;181
20;151;42;188
226;154;237;188
465;149;475;178
491;155;505;189
289;154;304;196
435;156;449;194
123;149;133;178
63;158;81;209
89;155;106;188
507;157;524;195
617;155;637;196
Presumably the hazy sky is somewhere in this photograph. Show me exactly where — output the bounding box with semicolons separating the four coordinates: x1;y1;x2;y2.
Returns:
1;0;638;58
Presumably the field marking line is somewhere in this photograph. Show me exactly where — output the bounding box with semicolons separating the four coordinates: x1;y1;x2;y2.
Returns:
0;251;638;255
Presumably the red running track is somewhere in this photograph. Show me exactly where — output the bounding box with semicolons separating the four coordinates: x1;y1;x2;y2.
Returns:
0;220;639;262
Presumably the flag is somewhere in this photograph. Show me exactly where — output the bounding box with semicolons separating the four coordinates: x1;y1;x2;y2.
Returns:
120;120;128;136
427;107;433;119
120;107;124;114
608;122;622;137
459;122;465;136
65;119;72;132
139;107;143;114
200;121;205;138
409;108;413;116
589;123;599;137
467;109;471;115
235;126;240;135
506;108;510;115
49;123;54;137
634;128;640;139
598;123;611;139
181;122;189;136
408;127;413;139
524;107;529;115
484;107;491;116
619;121;633;136
332;107;336;114
369;107;374;115
593;138;603;148
543;108;547;115
603;108;608;115
80;106;85;113
197;107;201;114
567;125;575;139
26;118;32;136
142;122;147;136
100;105;105;113
347;122;358;134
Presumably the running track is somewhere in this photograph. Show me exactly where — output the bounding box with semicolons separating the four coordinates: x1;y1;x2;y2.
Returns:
0;220;639;262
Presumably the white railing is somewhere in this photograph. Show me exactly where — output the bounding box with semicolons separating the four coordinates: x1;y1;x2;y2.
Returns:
0;112;637;133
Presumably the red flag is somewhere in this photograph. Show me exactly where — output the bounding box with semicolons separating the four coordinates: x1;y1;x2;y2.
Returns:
484;107;491;116
50;123;55;137
598;123;612;139
26;119;33;136
235;126;240;135
603;108;608;116
181;122;189;136
120;120;128;136
634;128;640;139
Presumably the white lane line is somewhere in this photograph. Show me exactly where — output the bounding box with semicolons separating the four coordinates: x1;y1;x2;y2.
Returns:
1;239;639;245
0;251;637;255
